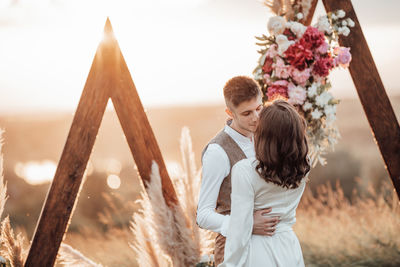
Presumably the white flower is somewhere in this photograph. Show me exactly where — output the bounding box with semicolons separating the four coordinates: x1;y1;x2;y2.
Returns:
307;83;319;98
342;20;348;26
347;18;355;27
324;104;336;116
326;114;336;125
331;13;338;20
337;10;346;18
311;109;323;119
276;34;295;56
315;91;333;107
259;52;268;65
303;101;313;111
342;26;350;36
254;67;263;80
288;83;307;105
276;34;288;45
316;16;332;34
338;26;350;36
268;16;287;35
278;41;294;56
290;21;307;38
296;12;304;20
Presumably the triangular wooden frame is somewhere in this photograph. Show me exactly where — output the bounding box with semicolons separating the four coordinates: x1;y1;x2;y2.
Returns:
25;18;179;266
24;0;400;265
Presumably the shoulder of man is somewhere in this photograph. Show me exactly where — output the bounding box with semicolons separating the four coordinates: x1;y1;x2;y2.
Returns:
202;143;228;163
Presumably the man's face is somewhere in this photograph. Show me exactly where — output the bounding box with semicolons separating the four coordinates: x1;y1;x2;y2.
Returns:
228;95;263;136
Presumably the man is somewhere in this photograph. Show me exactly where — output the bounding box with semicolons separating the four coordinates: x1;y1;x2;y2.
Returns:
197;76;279;265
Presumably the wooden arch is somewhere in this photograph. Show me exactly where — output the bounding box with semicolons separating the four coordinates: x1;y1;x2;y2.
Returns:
24;0;400;266
24;18;179;266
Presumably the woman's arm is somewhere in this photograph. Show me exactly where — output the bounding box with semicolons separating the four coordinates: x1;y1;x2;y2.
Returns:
219;160;255;267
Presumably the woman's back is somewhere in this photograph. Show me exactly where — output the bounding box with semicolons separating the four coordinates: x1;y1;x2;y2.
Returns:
246;157;307;233
219;157;307;267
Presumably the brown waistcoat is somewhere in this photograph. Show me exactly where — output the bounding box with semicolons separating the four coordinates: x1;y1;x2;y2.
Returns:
201;129;247;265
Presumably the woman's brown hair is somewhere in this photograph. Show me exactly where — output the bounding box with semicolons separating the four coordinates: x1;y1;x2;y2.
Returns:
254;100;310;189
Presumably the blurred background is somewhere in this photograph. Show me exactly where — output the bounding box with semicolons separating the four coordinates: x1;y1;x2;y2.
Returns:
0;0;399;265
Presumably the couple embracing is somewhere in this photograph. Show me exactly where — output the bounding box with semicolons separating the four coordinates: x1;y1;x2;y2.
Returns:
197;76;310;267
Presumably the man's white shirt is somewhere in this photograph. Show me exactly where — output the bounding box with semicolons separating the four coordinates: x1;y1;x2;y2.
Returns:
196;124;255;236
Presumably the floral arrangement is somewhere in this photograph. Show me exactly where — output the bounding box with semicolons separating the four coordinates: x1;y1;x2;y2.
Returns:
253;2;355;166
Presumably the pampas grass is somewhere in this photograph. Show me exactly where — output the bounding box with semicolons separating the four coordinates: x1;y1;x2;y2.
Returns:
130;127;215;266
264;0;295;20
0;130;25;267
0;216;25;267
0;129;8;221
177;127;215;256
57;243;103;267
130;212;171;267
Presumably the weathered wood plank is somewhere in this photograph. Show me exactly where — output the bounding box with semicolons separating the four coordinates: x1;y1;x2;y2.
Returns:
303;0;319;26
25;18;179;266
24;21;115;267
322;0;400;199
109;31;179;207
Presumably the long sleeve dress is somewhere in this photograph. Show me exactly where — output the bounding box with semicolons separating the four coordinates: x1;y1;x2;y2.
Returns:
219;157;307;267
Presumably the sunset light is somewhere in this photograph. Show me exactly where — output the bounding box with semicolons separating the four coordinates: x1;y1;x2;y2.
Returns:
0;1;398;113
14;160;56;185
1;1;399;266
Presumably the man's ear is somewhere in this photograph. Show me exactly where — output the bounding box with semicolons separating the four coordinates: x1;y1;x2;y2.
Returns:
225;108;233;118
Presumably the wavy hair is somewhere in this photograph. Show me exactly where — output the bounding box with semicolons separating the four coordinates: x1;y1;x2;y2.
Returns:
255;100;310;189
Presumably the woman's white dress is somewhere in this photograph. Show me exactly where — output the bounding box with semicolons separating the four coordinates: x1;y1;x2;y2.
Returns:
219;157;307;267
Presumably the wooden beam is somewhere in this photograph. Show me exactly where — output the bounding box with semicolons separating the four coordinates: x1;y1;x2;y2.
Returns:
110;35;178;207
25;18;179;266
303;0;319;26
322;0;400;199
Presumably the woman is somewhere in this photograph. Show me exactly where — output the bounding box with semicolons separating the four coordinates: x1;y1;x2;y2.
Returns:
219;100;310;267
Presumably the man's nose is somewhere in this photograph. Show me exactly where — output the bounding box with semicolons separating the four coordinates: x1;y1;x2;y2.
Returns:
252;111;259;121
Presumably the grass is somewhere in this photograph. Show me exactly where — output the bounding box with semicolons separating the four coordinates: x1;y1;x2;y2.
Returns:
296;181;400;266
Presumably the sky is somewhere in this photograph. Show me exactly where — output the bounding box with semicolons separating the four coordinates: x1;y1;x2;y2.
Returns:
0;0;399;113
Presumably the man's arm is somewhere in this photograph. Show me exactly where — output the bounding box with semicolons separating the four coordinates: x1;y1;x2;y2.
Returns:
197;144;279;236
196;144;231;236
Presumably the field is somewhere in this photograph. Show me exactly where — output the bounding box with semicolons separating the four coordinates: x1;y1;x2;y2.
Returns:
0;96;399;266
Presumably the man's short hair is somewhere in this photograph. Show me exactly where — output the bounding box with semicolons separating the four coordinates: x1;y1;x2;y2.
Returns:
223;76;261;108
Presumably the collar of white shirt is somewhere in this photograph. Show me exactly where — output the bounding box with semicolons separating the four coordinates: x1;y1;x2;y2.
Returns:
224;124;254;145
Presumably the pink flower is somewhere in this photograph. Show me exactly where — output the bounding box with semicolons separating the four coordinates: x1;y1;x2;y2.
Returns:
267;80;289;100
283;28;297;41
290;67;312;86
284;42;313;70
288;83;307;105
262;57;274;74
313;56;334;77
316;41;329;54
265;44;278;58
263;74;272;85
333;47;352;67
273;57;290;79
300;26;325;50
